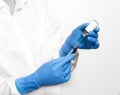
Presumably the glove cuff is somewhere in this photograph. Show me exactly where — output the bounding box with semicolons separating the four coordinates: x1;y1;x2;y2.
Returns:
15;74;40;94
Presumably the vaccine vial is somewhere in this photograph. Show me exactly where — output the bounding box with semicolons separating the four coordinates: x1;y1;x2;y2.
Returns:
83;19;99;37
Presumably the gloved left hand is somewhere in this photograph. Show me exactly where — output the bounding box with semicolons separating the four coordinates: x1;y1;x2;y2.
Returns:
60;23;100;56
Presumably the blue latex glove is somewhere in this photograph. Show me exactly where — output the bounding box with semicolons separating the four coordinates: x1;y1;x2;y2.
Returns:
60;23;100;56
15;54;75;94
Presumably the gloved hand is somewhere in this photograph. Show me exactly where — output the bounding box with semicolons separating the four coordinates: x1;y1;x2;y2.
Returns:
60;23;100;56
15;54;75;94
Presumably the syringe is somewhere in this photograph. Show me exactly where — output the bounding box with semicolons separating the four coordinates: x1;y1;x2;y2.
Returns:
66;19;99;57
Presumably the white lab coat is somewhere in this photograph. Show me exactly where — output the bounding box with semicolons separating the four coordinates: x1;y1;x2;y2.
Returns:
0;0;78;94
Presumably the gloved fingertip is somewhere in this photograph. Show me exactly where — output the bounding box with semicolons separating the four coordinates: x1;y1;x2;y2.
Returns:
88;31;93;35
63;62;71;71
82;22;89;26
64;74;71;82
87;37;98;43
78;23;89;30
94;27;100;33
95;42;100;49
65;53;75;62
87;36;91;40
88;31;98;38
69;53;76;59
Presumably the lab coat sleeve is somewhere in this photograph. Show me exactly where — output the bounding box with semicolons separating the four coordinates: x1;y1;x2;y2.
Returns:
0;77;20;95
0;53;20;95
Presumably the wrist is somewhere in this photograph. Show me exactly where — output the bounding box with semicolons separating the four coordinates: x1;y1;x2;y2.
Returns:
15;74;40;94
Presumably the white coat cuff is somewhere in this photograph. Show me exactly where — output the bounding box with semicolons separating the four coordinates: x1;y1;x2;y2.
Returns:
7;78;21;95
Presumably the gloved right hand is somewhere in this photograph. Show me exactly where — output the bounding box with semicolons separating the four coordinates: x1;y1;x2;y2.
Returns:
15;54;75;94
60;23;100;56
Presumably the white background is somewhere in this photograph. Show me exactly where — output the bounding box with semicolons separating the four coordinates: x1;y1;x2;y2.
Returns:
49;0;120;95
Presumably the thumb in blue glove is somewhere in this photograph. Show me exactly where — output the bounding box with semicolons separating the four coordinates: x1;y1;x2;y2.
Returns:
15;54;75;94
